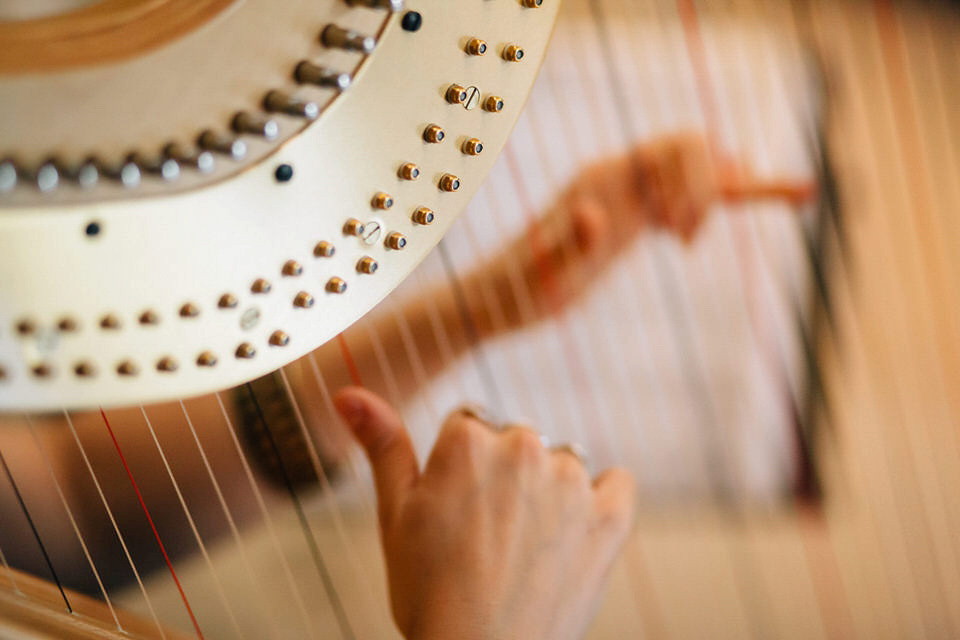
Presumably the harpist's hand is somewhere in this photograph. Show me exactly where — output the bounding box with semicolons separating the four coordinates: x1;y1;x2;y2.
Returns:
334;386;635;640
466;133;815;328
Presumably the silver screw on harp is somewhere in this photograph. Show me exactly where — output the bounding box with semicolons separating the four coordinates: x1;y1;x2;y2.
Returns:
321;24;376;54
295;62;352;90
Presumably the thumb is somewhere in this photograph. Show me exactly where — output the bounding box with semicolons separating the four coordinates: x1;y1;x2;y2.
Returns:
333;386;419;524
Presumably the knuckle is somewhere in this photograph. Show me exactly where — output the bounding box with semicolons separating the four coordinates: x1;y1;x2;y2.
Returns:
502;427;545;465
429;413;492;473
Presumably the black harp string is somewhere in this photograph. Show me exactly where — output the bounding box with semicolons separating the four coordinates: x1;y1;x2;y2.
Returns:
138;406;246;639
0;446;72;613
243;382;355;640
211;392;318;639
275;366;383;618
63;410;169;638
24;415;121;630
177;400;282;640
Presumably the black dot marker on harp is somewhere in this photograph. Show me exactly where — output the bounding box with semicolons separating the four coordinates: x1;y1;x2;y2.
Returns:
85;220;101;237
0;448;72;613
275;164;294;182
400;10;421;31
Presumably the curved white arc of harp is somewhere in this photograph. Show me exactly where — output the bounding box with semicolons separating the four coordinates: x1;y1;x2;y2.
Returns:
0;0;562;412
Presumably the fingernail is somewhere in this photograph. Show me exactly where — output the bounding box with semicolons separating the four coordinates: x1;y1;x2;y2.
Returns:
335;393;367;427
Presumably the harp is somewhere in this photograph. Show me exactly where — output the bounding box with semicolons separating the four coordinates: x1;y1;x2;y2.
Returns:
2;0;960;638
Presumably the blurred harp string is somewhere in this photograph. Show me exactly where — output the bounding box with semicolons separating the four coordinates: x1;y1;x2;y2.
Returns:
4;0;960;638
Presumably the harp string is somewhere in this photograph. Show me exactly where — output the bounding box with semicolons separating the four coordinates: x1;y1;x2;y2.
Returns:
242;382;355;640
869;0;960;625
277;365;382;618
64;410;168;638
386;299;440;420
412;266;473;401
607;0;817;634
875;0;960;569
839;0;955;629
176;400;283;639
743;4;855;638
812;0;953;633
786;5;894;637
631;1;766;632
99;408;204;639
211;392;319;640
671;1;844;636
358;318;403;407
529;54;662;465
502;144;621;465
303;354;378;520
137;406;245;639
24;415;121;630
0;446;72;613
468;181;578;437
452;189;558;428
584;0;735;496
514;20;666;634
436;241;506;413
707;3;844;636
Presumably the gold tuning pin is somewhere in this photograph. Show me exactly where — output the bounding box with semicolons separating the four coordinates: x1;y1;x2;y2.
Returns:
503;45;525;62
